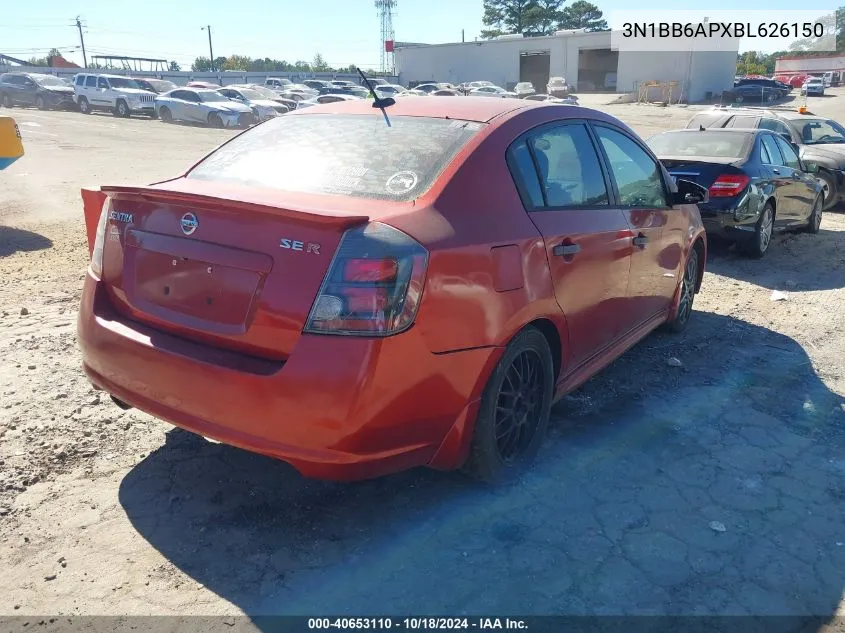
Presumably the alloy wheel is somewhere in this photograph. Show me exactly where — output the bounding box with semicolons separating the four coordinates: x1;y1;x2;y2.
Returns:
758;207;773;253
494;350;544;462
676;250;698;326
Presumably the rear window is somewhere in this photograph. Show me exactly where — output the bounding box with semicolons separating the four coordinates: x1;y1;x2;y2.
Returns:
647;131;750;158
187;114;485;201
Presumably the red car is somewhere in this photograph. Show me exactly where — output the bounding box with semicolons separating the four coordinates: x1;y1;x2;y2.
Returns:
77;97;707;483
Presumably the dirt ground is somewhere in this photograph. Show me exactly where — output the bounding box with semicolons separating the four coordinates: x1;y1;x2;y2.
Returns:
1;93;844;619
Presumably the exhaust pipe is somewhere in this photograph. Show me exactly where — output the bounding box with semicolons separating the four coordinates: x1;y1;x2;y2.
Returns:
110;395;132;411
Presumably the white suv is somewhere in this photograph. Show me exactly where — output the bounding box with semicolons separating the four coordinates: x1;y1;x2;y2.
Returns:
72;73;157;118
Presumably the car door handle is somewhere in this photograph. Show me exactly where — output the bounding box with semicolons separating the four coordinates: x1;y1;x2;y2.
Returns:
772;168;781;174
553;243;580;256
632;234;648;248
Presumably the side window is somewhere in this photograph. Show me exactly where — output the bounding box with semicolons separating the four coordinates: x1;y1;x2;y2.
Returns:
594;126;668;208
527;124;609;207
775;136;801;169
85;76;96;88
219;89;234;98
184;91;200;102
759;118;790;138
759;138;772;164
75;75;85;86
97;77;109;89
170;90;185;100
760;135;783;166
507;140;544;208
728;115;760;129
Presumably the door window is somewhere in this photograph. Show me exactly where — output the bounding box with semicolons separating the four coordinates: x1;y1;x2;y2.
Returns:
760;134;784;166
594;126;668;208
759;118;791;138
527;124;609;208
75;75;85;86
774;136;801;169
85;76;96;88
507;140;544;208
97;77;109;89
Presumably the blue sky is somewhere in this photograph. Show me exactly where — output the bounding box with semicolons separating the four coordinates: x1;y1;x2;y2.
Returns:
0;0;833;70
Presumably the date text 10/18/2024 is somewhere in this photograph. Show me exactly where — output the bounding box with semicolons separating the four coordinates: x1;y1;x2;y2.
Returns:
308;618;528;630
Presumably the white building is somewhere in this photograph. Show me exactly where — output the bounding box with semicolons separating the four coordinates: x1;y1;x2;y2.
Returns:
396;30;738;102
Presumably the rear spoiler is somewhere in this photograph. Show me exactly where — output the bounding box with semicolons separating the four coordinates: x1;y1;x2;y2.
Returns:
81;184;370;257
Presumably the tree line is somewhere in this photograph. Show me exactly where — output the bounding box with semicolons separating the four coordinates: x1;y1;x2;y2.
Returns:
481;0;608;38
190;52;357;74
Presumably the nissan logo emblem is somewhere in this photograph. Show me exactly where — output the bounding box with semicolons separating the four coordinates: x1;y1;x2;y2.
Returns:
180;212;198;236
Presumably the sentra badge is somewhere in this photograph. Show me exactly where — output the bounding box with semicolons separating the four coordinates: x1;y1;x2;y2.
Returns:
109;211;134;223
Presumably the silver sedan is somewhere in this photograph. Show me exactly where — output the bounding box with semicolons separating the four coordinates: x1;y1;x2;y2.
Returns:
155;88;255;128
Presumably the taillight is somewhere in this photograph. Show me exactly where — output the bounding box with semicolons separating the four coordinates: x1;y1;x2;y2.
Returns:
89;197;111;277
304;222;428;336
708;174;750;198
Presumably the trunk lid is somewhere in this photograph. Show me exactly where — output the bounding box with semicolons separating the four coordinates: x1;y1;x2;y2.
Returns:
98;181;369;360
659;157;746;191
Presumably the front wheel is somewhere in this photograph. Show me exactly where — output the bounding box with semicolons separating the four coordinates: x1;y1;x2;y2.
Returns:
159;106;172;123
78;97;91;114
35;96;46;110
114;100;130;118
663;247;699;333
805;193;823;234
462;327;554;483
208;112;224;128
817;170;837;210
1;93;12;108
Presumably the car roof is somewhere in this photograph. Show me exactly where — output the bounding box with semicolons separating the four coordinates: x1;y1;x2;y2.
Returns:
288;95;543;123
693;107;809;122
661;127;761;135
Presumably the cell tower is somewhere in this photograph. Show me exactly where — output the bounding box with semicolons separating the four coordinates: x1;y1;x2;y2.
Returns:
375;0;396;74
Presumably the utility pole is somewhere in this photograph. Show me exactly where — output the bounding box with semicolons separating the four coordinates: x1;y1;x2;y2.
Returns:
76;16;87;68
201;25;215;72
462;29;465;43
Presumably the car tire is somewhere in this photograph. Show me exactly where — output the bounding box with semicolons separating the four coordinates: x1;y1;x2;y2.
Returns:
462;326;554;484
1;92;13;108
159;106;172;123
208;112;224;128
662;246;700;334
817;170;837;210
35;96;46;110
743;202;775;258
78;97;91;114
114;100;130;118
805;193;823;234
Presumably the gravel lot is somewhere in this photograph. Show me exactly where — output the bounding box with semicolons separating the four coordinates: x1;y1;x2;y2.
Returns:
1;93;844;618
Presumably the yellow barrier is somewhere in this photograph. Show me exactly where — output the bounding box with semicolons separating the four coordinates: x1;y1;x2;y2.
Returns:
0;116;24;170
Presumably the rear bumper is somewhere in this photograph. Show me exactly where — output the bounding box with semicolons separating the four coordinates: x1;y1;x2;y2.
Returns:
699;206;759;241
77;274;499;480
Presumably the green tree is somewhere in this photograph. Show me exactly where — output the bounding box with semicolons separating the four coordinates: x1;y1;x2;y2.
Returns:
558;0;608;31
312;52;330;72
481;0;564;38
222;54;251;71
168;61;181;72
27;56;49;66
736;51;767;76
191;56;212;72
292;60;312;72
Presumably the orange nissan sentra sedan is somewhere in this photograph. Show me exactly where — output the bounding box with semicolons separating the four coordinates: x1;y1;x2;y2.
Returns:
77;96;707;483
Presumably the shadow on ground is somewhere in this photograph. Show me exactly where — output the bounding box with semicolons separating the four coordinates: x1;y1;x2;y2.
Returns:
705;224;845;291
0;226;52;257
119;311;845;620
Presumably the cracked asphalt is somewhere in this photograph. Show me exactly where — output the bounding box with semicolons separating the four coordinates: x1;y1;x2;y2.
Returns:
1;94;844;620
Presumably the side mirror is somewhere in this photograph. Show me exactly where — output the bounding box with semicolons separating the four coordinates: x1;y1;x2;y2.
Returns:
803;160;819;173
672;178;709;205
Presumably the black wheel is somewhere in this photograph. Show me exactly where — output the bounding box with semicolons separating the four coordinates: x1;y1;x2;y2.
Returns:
35;96;46;110
114;100;130;118
462;327;554;483
159;106;172;123
2;93;13;108
208;112;224;128
805;193;823;234
743;202;775;258
78;97;91;114
817;170;837;210
663;247;699;333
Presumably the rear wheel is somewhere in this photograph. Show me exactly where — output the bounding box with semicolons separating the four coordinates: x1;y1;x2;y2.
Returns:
743;203;774;258
462;327;553;484
78;97;91;114
208;112;224;128
1;93;12;108
159;106;172;123
35;96;46;110
805;193;823;234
